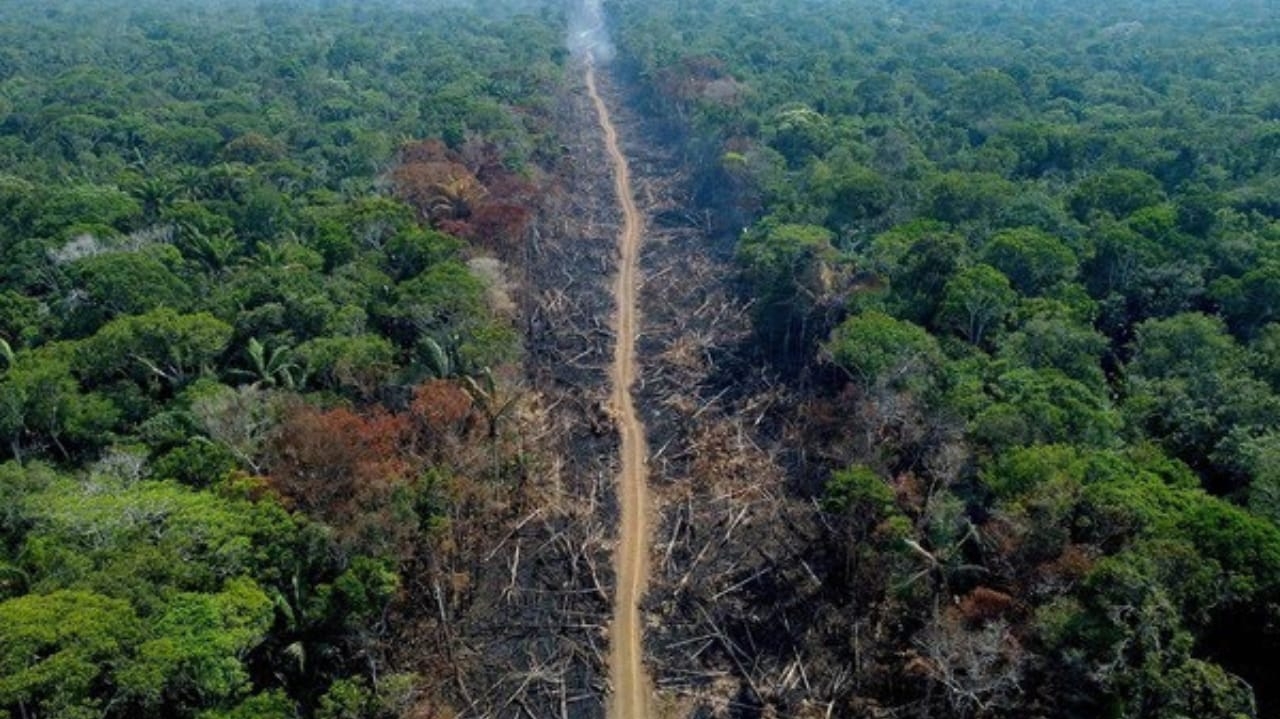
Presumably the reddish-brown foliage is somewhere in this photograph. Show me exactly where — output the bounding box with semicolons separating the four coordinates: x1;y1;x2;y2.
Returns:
265;403;413;524
483;170;538;206
892;471;929;515
958;587;1017;626
399;138;455;165
410;379;476;436
391;160;486;223
982;512;1026;557
1039;544;1096;586
389;136;542;262
465;203;531;253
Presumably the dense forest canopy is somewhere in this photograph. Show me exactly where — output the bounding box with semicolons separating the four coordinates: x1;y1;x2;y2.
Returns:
605;0;1280;716
0;1;567;717
0;0;1278;717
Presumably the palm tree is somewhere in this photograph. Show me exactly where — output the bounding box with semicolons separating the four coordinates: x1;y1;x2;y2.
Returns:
232;337;299;389
418;335;457;379
131;177;179;221
463;367;522;483
177;223;238;274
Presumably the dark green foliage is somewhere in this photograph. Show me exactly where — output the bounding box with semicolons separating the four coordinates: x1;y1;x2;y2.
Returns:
981;228;1078;297
738;222;842;359
0;0;562;716
939;264;1018;346
609;0;1280;714
1069;169;1166;221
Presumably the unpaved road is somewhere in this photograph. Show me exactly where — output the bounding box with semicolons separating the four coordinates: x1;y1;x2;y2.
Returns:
586;62;653;719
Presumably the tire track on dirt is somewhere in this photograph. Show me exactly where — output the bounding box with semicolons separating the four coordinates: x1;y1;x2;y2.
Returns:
585;61;653;719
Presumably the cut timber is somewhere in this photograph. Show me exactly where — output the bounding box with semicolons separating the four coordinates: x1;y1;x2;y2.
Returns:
586;60;653;719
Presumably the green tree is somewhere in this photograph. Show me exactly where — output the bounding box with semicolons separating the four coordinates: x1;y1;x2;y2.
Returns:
971;368;1119;451
1124;313;1279;482
0;590;141;719
78;309;233;392
0;346;117;461
765;105;835;167
1069;169;1165;221
940;264;1017;346
824;311;940;391
981;227;1077;296
927;171;1016;227
997;315;1108;389
867;221;964;325
35;184;141;237
295;335;397;397
738;222;842;359
1211;260;1280;340
117;579;274;711
67;244;192;326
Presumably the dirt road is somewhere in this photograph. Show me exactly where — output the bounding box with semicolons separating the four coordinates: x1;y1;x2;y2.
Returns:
586;62;653;719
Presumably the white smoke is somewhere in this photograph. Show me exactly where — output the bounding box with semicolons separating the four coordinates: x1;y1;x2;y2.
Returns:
567;0;613;64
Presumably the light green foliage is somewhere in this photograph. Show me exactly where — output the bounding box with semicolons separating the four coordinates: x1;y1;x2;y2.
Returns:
35;184;141;237
118;579;273;707
18;471;290;602
0;590;140;717
152;439;238;488
985;443;1280;597
391;262;487;338
78;308;233;391
824;311;940;391
1058;551;1253;718
765;105;834;167
0;345;118;460
982;444;1196;501
997;316;1108;389
823;465;895;516
382;228;462;281
67;244;192;321
316;673;418;719
198;690;295;719
927;171;1016;226
295;335;397;394
867;222;963;324
0;290;50;348
983;441;1280;697
971;368;1119;451
953;69;1025;123
1212;260;1280;340
822;465;911;596
0;458;393;717
807;158;892;227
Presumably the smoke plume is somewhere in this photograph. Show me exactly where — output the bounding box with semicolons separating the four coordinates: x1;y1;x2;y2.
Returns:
567;0;613;63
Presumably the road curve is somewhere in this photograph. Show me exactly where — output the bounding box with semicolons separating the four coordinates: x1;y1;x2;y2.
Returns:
585;62;653;719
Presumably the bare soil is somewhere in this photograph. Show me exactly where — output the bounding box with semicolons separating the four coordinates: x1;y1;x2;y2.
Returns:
586;62;655;719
